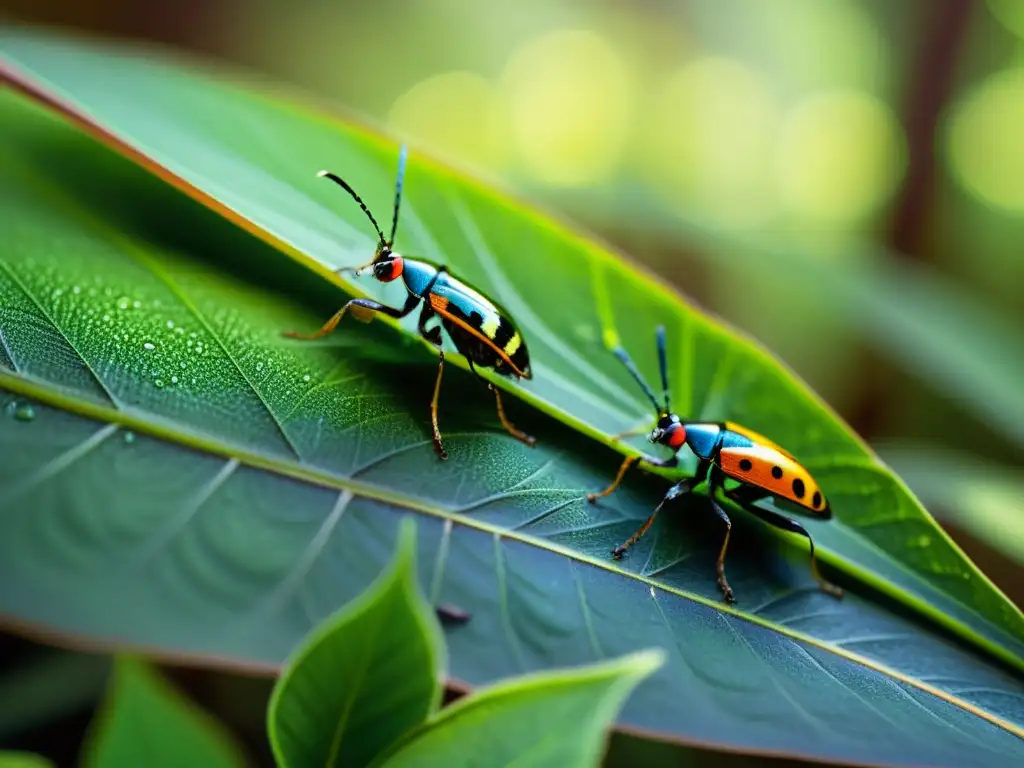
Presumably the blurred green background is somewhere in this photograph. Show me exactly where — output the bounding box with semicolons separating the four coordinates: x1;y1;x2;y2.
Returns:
1;0;1022;762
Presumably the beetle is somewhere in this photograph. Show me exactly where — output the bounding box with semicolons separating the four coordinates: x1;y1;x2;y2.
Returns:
587;326;843;603
283;146;536;460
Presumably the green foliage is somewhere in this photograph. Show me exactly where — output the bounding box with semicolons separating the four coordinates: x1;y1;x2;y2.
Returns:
82;658;245;768
268;518;662;768
0;26;1023;767
881;443;1024;566
377;652;663;768
0;753;54;768
268;519;444;768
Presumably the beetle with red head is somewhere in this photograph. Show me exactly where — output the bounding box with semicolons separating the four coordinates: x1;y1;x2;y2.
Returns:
284;146;535;459
588;326;843;603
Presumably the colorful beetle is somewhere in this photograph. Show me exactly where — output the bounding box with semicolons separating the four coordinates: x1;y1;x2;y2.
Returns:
588;326;843;603
283;146;535;460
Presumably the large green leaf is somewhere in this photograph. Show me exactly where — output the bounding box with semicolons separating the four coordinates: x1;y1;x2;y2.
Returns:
268;519;444;768
1;92;1023;766
1;28;1021;676
377;650;663;768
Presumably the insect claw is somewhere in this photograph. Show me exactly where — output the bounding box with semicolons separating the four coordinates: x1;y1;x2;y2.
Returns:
611;546;626;559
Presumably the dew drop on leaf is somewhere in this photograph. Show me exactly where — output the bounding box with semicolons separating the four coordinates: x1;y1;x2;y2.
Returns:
123;431;136;445
12;404;35;422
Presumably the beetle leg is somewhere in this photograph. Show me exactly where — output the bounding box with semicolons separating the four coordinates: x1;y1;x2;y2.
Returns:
587;453;679;503
418;305;443;347
430;350;448;460
283;294;420;340
611;470;700;559
726;486;843;599
489;384;536;447
707;467;736;603
610;417;654;443
468;360;536;448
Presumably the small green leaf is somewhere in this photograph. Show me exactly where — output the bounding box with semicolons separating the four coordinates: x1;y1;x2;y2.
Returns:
82;657;245;768
0;753;53;768
268;518;444;768
377;649;664;768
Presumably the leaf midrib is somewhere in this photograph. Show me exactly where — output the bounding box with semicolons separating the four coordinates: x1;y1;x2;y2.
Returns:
2;368;1022;742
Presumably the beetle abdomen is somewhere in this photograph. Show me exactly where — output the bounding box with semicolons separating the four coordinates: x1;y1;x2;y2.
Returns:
428;275;530;378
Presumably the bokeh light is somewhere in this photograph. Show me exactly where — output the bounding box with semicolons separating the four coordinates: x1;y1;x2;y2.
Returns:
946;68;1024;214
987;0;1024;40
501;29;632;186
388;71;508;171
750;0;888;92
777;90;906;225
643;57;780;229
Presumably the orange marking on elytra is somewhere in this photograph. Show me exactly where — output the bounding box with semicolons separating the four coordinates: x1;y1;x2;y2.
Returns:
718;445;826;515
429;303;528;378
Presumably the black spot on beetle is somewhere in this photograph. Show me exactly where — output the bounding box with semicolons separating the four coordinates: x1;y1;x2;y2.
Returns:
792;478;806;499
771;466;783;479
812;491;822;509
739;459;753;471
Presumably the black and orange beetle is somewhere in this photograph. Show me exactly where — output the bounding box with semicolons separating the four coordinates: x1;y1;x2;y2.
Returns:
588;326;843;603
284;146;535;460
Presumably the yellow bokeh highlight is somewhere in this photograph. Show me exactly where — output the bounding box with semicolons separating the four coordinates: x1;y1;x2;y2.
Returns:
777;90;906;225
946;68;1024;214
644;57;781;228
751;0;886;91
388;71;507;170
501;30;632;186
988;0;1024;40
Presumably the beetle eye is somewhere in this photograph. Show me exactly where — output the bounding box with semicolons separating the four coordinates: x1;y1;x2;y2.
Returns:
665;423;687;448
374;256;404;283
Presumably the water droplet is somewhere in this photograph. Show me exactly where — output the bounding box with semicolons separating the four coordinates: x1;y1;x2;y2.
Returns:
143;342;155;351
123;431;136;445
103;314;111;322
13;404;35;422
179;361;186;368
171;375;179;384
302;374;311;382
154;379;165;388
72;285;81;294
166;320;175;329
132;300;141;309
117;297;130;309
256;362;264;371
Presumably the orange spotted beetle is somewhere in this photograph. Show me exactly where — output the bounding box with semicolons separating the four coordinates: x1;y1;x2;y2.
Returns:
588;326;843;603
283;146;535;460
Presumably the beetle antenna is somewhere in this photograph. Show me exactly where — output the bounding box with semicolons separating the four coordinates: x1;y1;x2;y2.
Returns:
389;144;407;246
316;170;387;247
612;346;662;414
656;325;671;412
